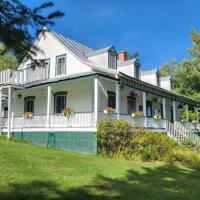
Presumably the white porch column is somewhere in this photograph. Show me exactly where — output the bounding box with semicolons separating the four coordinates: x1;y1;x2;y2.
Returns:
94;77;99;124
162;97;166;119
115;83;120;119
0;87;2;134
46;85;52;127
185;104;189;121
143;91;147;127
172;100;177;123
7;86;12;139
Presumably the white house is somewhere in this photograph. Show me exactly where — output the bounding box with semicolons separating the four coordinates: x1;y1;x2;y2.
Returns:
0;29;199;154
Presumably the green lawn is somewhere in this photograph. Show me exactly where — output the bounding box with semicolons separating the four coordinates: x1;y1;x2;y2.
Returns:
0;139;200;200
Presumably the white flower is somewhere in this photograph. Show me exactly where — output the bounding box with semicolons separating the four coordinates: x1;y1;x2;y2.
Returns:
104;109;108;114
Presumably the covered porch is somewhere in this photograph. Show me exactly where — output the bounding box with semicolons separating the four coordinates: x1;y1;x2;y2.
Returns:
0;73;199;137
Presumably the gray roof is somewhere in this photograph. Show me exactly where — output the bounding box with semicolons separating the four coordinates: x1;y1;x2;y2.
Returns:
51;31;94;62
141;69;159;75
51;31;115;63
86;46;113;57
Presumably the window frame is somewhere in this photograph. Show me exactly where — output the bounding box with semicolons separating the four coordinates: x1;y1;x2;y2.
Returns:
55;54;66;76
107;91;116;109
24;96;35;114
108;51;117;70
54;91;67;114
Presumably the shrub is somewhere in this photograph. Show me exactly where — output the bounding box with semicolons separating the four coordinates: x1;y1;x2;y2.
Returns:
97;119;176;160
131;130;177;161
97;119;133;157
169;147;200;169
97;119;200;168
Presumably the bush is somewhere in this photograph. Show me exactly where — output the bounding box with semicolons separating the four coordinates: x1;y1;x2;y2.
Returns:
169;147;200;169
131;130;177;161
97;119;200;168
97;119;133;157
97;119;177;161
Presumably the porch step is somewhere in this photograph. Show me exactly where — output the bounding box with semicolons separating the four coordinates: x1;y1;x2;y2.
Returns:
166;120;200;146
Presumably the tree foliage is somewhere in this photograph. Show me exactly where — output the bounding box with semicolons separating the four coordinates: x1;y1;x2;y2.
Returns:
0;0;64;63
188;28;200;60
0;45;18;70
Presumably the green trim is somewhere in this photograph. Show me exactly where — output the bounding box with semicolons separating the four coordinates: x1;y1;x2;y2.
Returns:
24;96;35;100
107;91;116;96
24;73;118;89
54;91;67;113
55;54;67;76
119;73;199;106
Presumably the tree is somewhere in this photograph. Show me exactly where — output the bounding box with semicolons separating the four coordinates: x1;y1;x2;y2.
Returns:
0;0;64;63
188;28;200;60
0;45;18;70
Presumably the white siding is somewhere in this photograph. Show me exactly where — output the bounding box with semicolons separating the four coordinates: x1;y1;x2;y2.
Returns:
160;79;173;91
19;32;92;78
141;73;158;86
88;52;108;68
13;79;93;117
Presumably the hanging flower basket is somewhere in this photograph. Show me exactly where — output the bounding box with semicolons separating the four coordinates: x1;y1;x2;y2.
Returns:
62;107;74;117
152;97;158;103
130;91;141;97
23;112;33;119
104;107;115;114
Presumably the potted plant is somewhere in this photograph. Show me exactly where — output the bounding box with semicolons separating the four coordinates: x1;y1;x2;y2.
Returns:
23;112;33;119
153;114;161;120
104;107;115;114
62;107;74;117
181;118;187;123
132;111;143;118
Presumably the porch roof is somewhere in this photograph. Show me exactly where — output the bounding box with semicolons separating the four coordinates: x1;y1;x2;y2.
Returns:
119;72;199;107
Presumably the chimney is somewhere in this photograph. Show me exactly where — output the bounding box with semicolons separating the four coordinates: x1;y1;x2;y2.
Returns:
118;51;127;62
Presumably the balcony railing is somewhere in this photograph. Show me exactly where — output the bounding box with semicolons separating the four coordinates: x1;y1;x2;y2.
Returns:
0;66;49;86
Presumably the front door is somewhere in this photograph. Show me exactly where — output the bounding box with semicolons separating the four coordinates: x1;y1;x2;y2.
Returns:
127;97;136;114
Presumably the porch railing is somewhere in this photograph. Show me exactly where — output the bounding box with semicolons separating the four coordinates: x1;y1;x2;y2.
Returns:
0;66;49;85
1;112;95;129
99;112;167;129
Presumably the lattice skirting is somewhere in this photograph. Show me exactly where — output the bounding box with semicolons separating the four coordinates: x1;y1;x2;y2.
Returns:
4;131;97;154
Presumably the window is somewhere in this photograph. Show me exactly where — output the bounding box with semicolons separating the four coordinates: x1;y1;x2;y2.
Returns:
135;64;140;79
146;100;152;117
56;55;66;76
127;96;136;114
24;96;35;113
107;91;116;109
108;52;117;69
156;73;160;86
54;92;67;113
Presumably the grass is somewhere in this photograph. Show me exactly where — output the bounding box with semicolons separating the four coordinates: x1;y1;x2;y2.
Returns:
0;139;200;200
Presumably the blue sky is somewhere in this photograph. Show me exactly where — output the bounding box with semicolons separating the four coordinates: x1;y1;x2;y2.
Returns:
23;0;200;70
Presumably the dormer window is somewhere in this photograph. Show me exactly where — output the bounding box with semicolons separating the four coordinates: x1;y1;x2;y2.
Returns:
135;64;140;79
108;51;117;69
156;72;160;87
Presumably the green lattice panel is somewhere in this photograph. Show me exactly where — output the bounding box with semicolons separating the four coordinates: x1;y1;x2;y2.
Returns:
10;131;97;154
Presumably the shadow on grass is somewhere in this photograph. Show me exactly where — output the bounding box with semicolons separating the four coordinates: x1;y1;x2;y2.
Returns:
0;164;200;200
